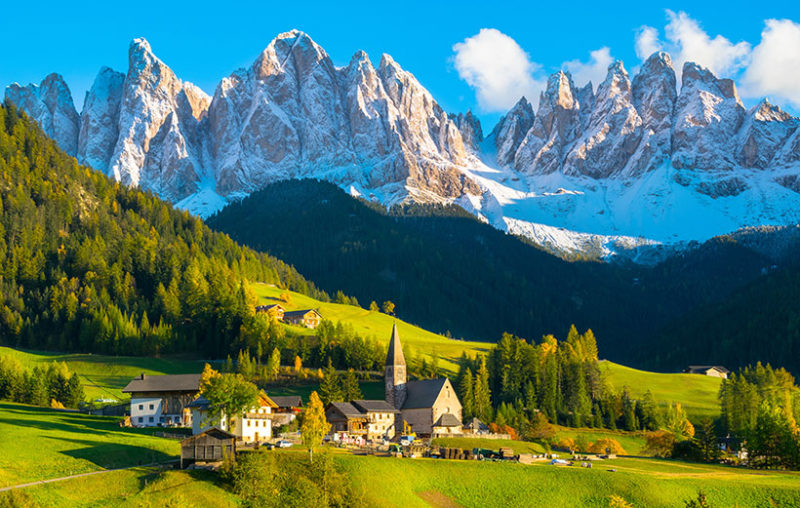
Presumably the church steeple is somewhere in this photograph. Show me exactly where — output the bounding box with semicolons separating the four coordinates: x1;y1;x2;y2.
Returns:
386;323;406;367
385;323;407;409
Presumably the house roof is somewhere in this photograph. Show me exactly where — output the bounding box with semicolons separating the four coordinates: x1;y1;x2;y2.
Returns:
465;417;487;430
283;309;321;319
402;378;448;409
122;373;201;393
327;402;364;419
352;400;399;413
433;413;462;427
256;304;284;311
187;395;211;409
181;427;235;443
685;365;730;374
257;391;278;408
270;396;303;408
385;323;406;367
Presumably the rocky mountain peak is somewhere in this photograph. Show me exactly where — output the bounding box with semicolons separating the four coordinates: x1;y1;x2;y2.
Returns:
489;96;535;167
5;73;80;156
449;110;483;150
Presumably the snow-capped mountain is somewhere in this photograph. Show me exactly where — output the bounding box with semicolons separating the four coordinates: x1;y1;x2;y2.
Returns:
6;32;800;259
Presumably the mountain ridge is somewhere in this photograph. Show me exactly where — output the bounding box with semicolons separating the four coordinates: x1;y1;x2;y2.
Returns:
5;31;800;257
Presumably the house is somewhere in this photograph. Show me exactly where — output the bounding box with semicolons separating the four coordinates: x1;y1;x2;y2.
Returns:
189;391;278;444
255;304;285;321
325;399;399;440
282;309;322;329
270;395;303;426
385;324;463;436
683;366;730;379
180;428;235;469
122;373;201;427
464;417;489;435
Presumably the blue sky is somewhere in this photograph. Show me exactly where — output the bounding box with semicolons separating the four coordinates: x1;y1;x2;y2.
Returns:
1;0;798;128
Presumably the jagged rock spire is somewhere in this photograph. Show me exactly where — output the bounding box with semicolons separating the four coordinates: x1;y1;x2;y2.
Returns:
385;323;406;367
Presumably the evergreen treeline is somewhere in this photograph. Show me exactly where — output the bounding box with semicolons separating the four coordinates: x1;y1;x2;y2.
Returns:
720;363;800;468
0;102;328;358
208;179;783;373
0;354;84;408
646;265;800;374
455;326;661;434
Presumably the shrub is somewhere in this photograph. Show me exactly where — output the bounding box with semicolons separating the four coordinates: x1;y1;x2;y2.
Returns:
589;438;626;455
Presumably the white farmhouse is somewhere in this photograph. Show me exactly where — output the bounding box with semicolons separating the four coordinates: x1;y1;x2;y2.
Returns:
122;373;201;427
189;391;278;443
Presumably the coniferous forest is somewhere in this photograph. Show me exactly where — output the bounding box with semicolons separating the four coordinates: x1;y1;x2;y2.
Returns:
208;179;800;374
0;102;328;358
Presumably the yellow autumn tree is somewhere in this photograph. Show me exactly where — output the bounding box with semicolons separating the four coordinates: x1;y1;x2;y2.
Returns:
301;391;330;463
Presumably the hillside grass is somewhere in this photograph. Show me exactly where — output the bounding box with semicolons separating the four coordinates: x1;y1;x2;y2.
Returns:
337;453;800;507
254;283;495;373
601;360;722;422
3;405;800;507
0;402;180;488
431;437;548;455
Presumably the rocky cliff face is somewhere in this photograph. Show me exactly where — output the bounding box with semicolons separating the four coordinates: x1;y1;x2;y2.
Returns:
6;73;80;156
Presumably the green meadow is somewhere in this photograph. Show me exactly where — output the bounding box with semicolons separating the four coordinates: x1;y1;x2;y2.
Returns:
3;404;800;507
253;283;496;372
0;402;179;489
601;360;722;422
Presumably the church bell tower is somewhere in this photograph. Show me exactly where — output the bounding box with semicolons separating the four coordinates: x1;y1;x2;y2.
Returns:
385;323;407;409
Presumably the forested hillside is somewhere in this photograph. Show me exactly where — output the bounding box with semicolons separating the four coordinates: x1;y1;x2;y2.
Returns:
642;263;800;373
208;179;780;370
0;102;326;357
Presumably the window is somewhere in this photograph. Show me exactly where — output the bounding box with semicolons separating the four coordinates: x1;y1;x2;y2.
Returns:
148;416;154;423
138;417;143;423
159;416;165;423
149;404;154;410
138;404;143;410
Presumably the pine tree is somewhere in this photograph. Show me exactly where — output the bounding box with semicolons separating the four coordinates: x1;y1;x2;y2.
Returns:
266;348;281;380
459;368;475;420
341;369;362;401
318;359;342;405
474;357;492;423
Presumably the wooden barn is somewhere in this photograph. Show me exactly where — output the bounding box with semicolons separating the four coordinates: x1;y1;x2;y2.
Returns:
180;428;236;469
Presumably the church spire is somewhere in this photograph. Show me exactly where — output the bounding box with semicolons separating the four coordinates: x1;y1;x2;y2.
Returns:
385;323;407;409
385;323;406;367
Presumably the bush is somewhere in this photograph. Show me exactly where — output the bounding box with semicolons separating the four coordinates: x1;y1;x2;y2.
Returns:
643;430;676;458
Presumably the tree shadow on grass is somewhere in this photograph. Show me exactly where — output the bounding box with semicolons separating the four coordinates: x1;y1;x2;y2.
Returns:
47;436;175;469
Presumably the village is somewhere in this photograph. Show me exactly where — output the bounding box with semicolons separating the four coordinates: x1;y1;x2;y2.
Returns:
116;321;733;472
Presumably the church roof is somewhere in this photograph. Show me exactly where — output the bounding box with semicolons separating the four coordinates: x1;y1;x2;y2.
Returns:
433;413;462;427
385;323;406;367
402;378;448;409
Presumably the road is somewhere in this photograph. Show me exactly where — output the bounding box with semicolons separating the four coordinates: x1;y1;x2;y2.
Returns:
0;460;178;493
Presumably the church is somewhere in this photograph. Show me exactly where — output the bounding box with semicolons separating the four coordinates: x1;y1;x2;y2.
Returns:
385;324;463;436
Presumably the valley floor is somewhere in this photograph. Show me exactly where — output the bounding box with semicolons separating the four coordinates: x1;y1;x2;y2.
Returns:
2;403;799;507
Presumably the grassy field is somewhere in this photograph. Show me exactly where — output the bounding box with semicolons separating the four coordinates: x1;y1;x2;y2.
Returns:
254;283;496;372
0;402;181;489
3;405;800;507
0;347;203;402
337;452;800;507
600;360;722;422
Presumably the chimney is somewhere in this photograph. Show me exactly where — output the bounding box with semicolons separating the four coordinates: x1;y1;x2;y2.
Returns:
140;373;146;380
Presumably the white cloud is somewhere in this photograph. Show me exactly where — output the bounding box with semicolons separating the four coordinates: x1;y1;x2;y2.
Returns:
635;26;662;60
563;47;614;88
452;28;546;112
634;11;751;78
741;19;800;108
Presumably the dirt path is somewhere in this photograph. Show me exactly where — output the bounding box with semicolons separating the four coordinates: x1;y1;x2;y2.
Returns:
0;460;178;493
416;490;463;508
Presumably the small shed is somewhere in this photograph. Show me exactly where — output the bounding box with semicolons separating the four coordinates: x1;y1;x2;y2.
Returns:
180;427;235;469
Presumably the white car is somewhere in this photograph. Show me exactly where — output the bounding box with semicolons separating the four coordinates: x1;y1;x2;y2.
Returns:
276;440;293;448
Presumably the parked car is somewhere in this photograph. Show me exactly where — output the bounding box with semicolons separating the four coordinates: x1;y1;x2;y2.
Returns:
276;440;293;448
